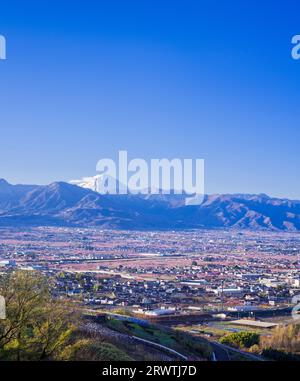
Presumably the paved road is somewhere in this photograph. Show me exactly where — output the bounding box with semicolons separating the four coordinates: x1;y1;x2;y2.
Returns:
85;310;264;361
84;321;188;361
211;341;264;361
132;335;188;361
210;342;230;361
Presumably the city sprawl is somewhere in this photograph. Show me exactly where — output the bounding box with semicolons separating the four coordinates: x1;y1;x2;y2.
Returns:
0;227;299;320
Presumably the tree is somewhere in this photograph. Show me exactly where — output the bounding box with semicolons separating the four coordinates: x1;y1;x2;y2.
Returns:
0;270;78;360
220;331;260;349
260;324;300;354
0;270;136;361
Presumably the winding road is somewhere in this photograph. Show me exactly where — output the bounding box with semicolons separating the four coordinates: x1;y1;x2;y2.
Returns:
210;341;264;361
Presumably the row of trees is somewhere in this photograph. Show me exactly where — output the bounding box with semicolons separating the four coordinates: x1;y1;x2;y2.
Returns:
260;324;300;359
219;324;300;361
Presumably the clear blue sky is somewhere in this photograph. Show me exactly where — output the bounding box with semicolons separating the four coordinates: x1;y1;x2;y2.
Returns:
0;1;300;198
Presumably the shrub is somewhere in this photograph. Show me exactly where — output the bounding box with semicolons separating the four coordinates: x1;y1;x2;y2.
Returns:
61;339;133;361
248;344;260;353
220;331;260;349
261;348;300;362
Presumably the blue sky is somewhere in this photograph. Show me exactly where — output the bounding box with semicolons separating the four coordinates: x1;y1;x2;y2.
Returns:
0;1;300;198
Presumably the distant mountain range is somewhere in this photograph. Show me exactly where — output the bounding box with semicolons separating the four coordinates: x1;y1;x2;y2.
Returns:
0;178;300;231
